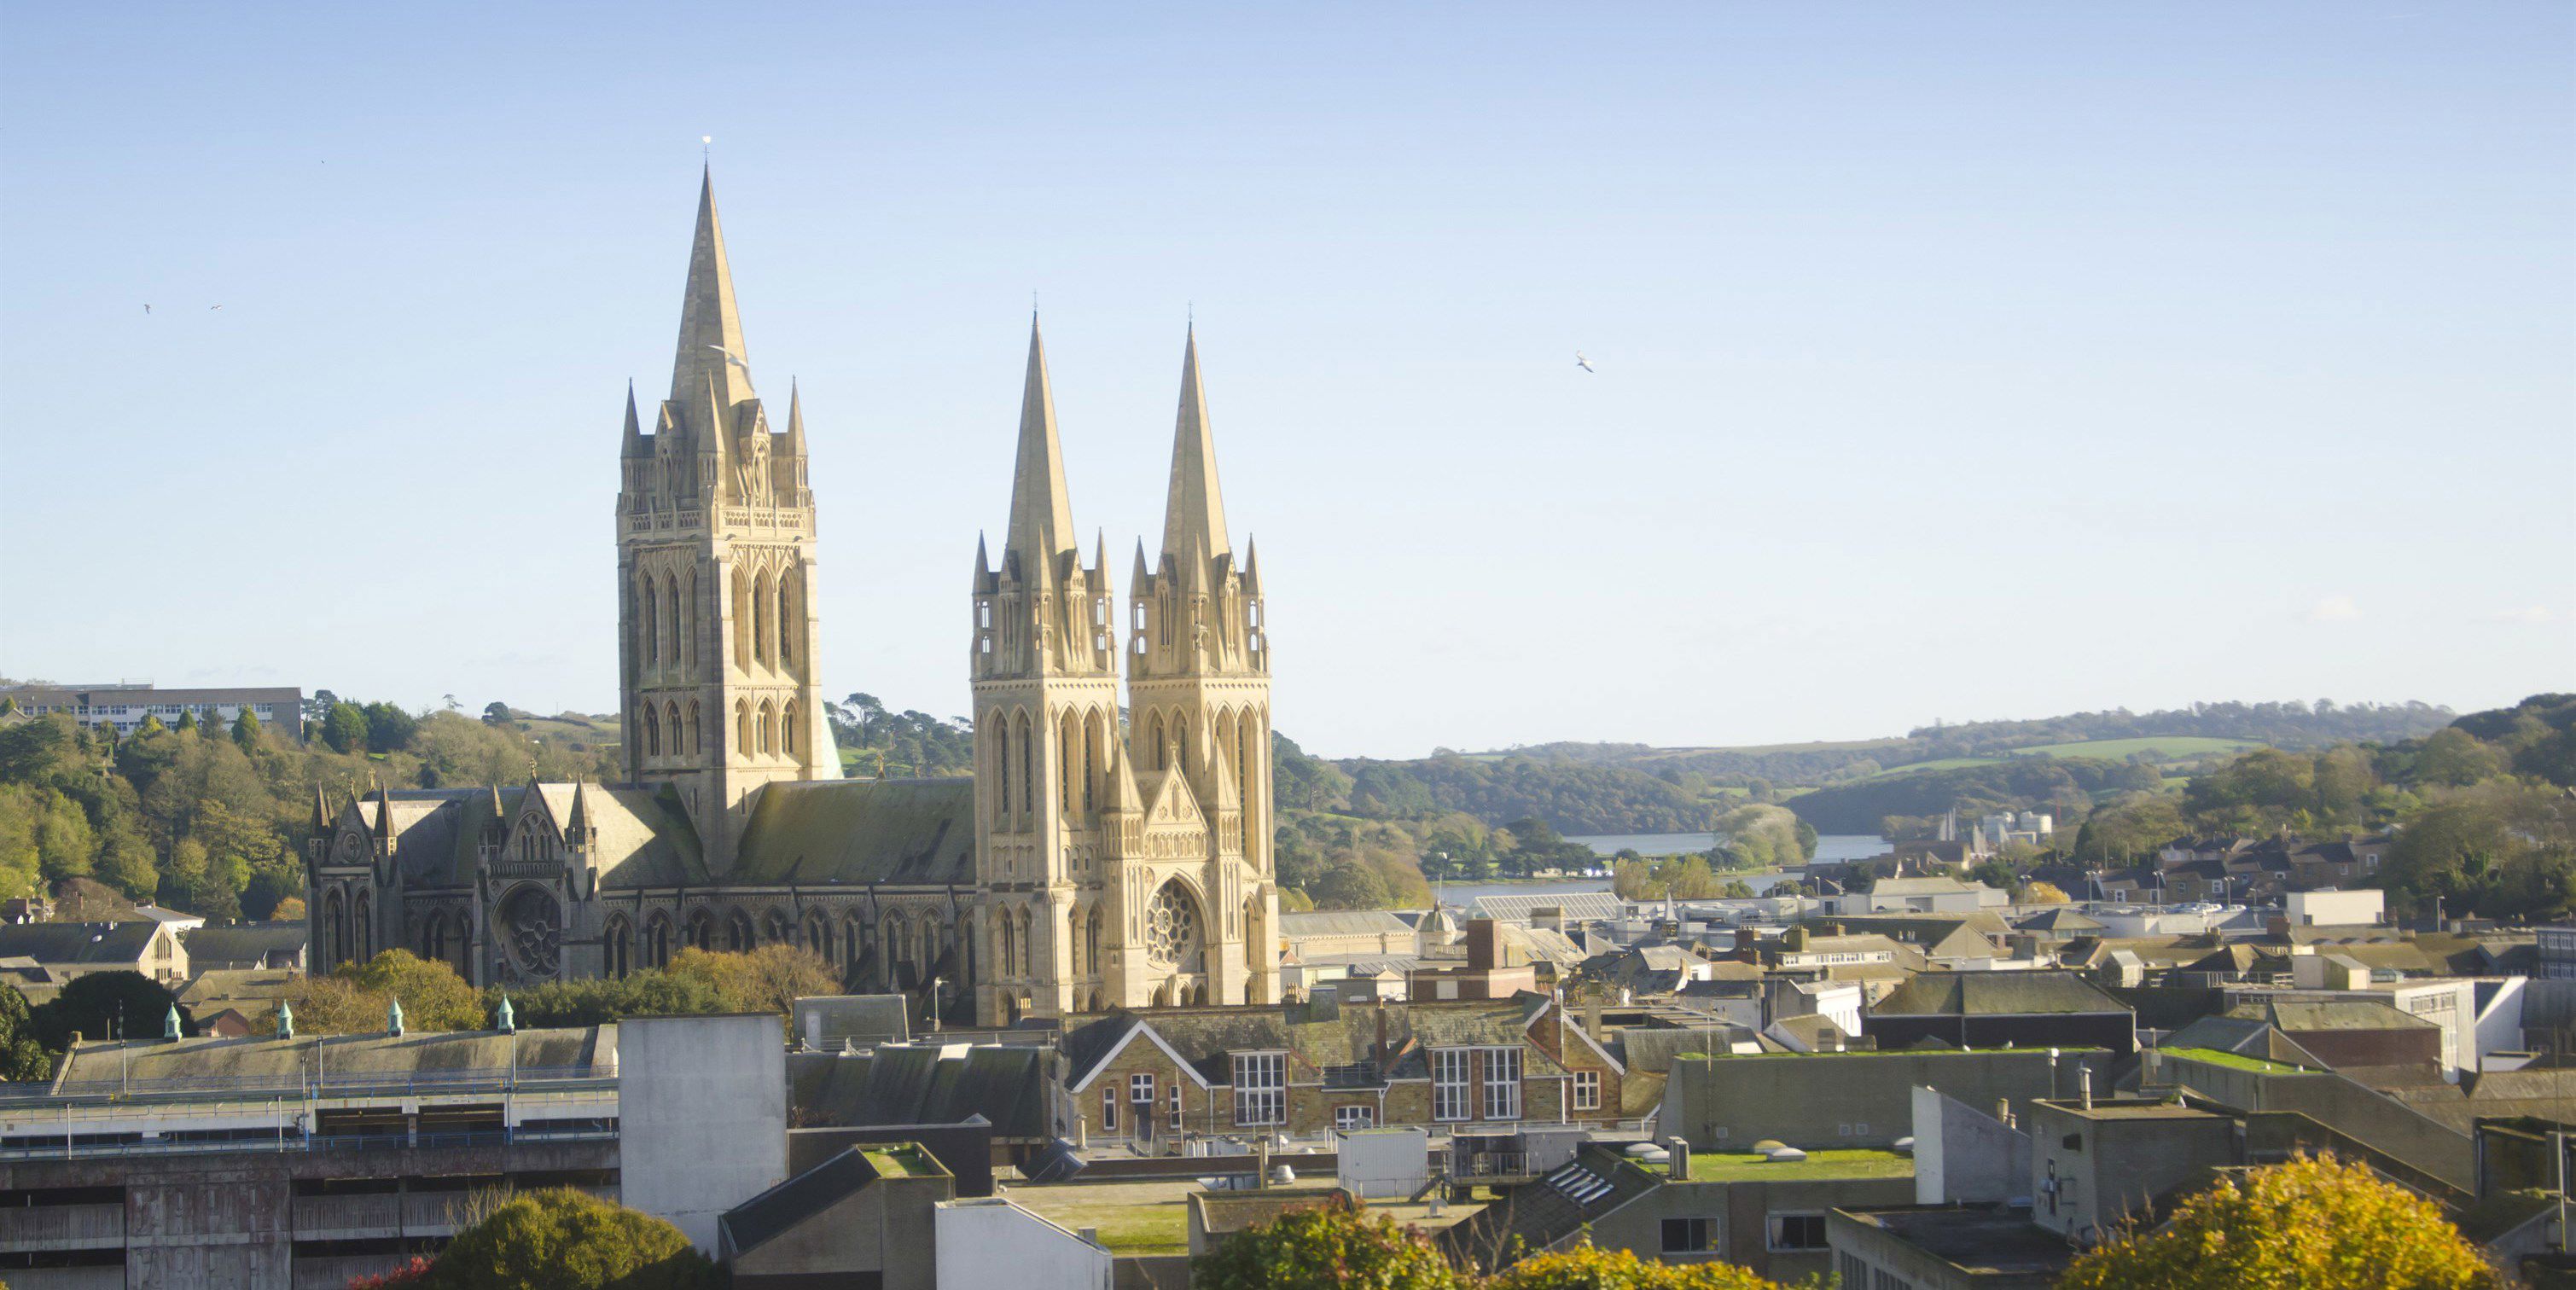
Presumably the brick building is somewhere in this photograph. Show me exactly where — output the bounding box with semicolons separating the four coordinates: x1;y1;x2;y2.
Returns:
1060;994;1625;1148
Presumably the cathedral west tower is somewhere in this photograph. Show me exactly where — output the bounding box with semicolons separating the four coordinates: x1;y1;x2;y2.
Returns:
971;318;1123;1023
618;169;837;875
1127;327;1279;1007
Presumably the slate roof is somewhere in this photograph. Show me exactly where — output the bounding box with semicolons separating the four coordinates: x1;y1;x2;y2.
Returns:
2232;997;2434;1033
2016;908;2105;933
1063;997;1572;1090
1471;892;1624;925
1440;1142;1664;1262
1870;971;2130;1018
784;1042;1054;1139
1281;910;1414;939
179;922;308;970
359;786;707;889
0;921;161;967
729;778;976;887
721;1144;947;1258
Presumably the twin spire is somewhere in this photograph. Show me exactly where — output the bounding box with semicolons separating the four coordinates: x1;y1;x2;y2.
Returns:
995;316;1236;588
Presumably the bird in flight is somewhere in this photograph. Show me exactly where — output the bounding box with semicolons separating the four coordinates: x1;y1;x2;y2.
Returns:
1575;352;1595;373
210;305;223;311
707;344;749;372
142;305;151;314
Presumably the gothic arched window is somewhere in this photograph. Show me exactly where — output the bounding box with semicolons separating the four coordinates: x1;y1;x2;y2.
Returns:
777;571;797;670
665;702;683;759
1084;907;1102;979
805;910;833;963
686;908;715;951
732;568;752;669
782;700;799;757
1016;712;1033;816
605;915;631;979
758;700;776;755
991;718;1009;823
765;909;792;944
687;700;702;755
645;911;673;968
642;575;660;668
999;909;1016;976
727;909;754;952
753;570;774;667
664;572;682;668
643;706;661;758
1149;712;1166;771
1082;713;1098;815
680;567;696;670
736;700;752;752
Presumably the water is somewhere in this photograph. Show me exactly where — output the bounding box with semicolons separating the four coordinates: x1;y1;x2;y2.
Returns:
1565;831;1890;863
1427;833;1888;908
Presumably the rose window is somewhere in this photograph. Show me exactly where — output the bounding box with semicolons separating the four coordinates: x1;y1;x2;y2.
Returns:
1143;881;1201;969
497;886;562;979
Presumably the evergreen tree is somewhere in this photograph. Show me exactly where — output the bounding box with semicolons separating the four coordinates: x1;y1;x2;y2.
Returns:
230;706;262;752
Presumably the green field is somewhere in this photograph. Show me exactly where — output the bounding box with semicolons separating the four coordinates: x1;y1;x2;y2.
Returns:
2009;736;2259;761
1860;757;2003;780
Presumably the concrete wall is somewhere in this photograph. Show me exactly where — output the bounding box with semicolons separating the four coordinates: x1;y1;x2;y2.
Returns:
936;1198;1115;1290
619;1014;788;1252
2143;1051;2474;1191
1912;1084;2032;1205
1575;1171;1917;1284
2287;890;2383;926
2029;1102;2236;1246
1335;1127;1429;1199
1663;1049;2096;1151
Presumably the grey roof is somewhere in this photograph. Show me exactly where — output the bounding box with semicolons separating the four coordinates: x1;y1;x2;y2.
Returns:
1065;997;1567;1088
730;778;976;887
785;1043;1054;1139
2015;908;2105;933
1870;971;2131;1018
2230;997;2434;1033
50;1027;611;1094
721;1146;929;1258
179;922;307;969
1471;892;1624;924
0;921;161;967
1281;910;1415;939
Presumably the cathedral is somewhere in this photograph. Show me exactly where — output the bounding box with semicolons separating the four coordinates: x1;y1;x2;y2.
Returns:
305;171;1281;1024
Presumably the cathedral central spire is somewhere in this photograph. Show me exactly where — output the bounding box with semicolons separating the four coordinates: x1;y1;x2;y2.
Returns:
669;166;753;410
1003;314;1077;581
1161;324;1230;573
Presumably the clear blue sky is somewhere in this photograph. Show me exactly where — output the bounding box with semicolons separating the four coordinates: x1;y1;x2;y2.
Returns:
3;3;2569;757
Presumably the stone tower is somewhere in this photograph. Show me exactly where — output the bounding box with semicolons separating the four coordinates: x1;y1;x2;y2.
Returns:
970;317;1122;1024
618;169;837;874
1127;327;1279;1007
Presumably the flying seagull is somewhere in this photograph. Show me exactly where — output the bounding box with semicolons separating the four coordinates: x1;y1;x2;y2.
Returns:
707;344;749;372
1575;352;1595;373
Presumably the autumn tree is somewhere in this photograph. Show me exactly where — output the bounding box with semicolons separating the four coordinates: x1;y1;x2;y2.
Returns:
1192;1195;1465;1290
2022;880;2070;904
282;950;485;1035
2058;1153;2494;1290
422;1188;713;1290
667;944;837;1021
1486;1245;1797;1288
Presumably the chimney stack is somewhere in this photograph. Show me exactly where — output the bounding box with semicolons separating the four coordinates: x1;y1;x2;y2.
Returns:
2079;1066;2093;1111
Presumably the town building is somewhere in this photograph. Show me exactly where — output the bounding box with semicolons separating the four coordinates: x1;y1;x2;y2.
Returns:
0;1014;779;1289
0;685;305;744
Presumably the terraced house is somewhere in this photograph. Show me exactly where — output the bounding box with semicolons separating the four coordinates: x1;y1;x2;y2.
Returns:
1060;995;1628;1147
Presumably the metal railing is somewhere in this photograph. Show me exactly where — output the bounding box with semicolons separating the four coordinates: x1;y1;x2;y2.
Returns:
3;1064;613;1104
0;1123;616;1162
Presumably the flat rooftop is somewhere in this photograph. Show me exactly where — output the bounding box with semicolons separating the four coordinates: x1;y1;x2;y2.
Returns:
1004;1177;1479;1256
2035;1098;2226;1122
1838;1205;2075;1277
1690;1148;1914;1182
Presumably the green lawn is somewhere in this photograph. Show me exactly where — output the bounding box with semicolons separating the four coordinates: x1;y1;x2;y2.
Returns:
1688;1149;1914;1182
2009;736;2259;762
